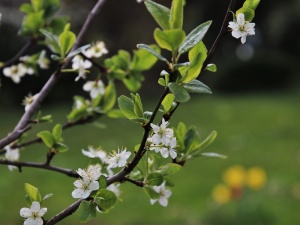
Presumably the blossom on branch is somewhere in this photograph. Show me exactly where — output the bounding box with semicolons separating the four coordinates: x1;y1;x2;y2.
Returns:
20;201;47;225
83;80;105;99
72;164;101;199
23;93;39;112
228;13;255;44
106;148;131;169
72;55;92;81
3;63;27;83
150;182;172;207
4;145;20;171
84;41;108;58
37;50;50;69
82;146;107;163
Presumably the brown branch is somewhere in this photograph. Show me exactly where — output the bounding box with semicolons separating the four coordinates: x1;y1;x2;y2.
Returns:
201;0;236;74
0;159;79;178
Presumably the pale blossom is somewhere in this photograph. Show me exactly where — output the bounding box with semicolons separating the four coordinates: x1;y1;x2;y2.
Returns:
83;80;105;99
228;13;255;44
84;41;108;58
160;137;177;159
76;164;102;182
4;145;20;171
3;63;27;83
20;201;47;225
71;178;99;199
23;93;39;112
72;55;92;81
106;148;131;169
82;146;107;163
150;182;172;207
149;118;174;145
38;50;50;69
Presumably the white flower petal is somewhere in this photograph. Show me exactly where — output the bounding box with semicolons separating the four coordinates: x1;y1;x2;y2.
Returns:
20;208;31;218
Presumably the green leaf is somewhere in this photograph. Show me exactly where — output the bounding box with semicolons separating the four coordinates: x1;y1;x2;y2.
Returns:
54;142;69;152
132;44;160;71
147;172;164;186
144;187;160;199
20;3;34;14
154;28;186;53
162;93;175;112
236;7;255;21
24;183;42;203
206;63;217;72
145;0;171;30
157;163;182;176
178;20;212;54
122;75;142;92
37;131;56;148
192;130;217;153
31;0;42;12
40;29;61;54
52;124;62;142
95;189;117;211
78;200;97;223
20;11;45;36
169;0;184;29
168;82;190;103
132;93;144;118
99;175;107;189
174;122;187;151
107;109;126;119
118;95;137;120
103;82;117;112
184;126;197;154
58;23;76;57
48;16;69;35
182;79;212;94
42;0;60;18
42;193;53;202
136;44;168;62
244;0;260;10
158;78;166;87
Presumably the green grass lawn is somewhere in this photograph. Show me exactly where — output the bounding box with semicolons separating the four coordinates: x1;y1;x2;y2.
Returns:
0;92;299;225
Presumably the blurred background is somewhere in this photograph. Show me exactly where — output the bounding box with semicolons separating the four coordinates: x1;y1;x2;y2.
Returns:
0;0;300;224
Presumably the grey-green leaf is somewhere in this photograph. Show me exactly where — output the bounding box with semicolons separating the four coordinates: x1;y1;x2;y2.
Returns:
182;79;212;94
168;82;190;103
144;0;171;30
137;44;168;62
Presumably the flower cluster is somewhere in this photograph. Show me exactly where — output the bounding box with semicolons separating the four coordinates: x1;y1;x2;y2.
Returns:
106;147;131;169
4;145;20;171
212;165;266;204
228;13;255;44
72;55;92;81
3;51;50;84
83;41;108;58
23;93;39;112
150;182;172;207
83;80;105;99
72;164;101;199
147;118;177;159
20;201;47;225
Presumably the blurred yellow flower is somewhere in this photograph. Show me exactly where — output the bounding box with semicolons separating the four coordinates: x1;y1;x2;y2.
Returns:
223;165;246;188
246;167;266;190
212;184;231;204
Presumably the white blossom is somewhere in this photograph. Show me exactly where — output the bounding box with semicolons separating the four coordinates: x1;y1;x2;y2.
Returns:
84;41;108;58
160;137;177;159
83;80;105;99
71;178;99;199
77;164;102;182
106;148;131;169
228;13;255;44
3;63;27;83
23;93;39;112
72;55;92;81
4;145;20;171
149;118;174;145
38;50;50;69
82;146;107;163
20;201;47;225
150;182;172;207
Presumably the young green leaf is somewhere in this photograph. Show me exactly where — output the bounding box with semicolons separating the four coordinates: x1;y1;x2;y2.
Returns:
118;95;138;120
144;0;171;30
178;20;212;54
95;189;117;211
147;172;164;186
182;79;212;94
133;93;144;118
154;28;186;53
132;44;160;71
168;82;190;103
199;152;227;159
77;200;97;223
206;63;217;72
24;183;42;203
58;23;76;57
144;187;160;199
39;29;61;54
99;175;107;189
52;124;62;142
54;143;69;153
162;93;175;112
169;0;184;29
103;82;117;112
37;131;55;148
136;44;168;62
157;163;182;176
31;0;42;12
